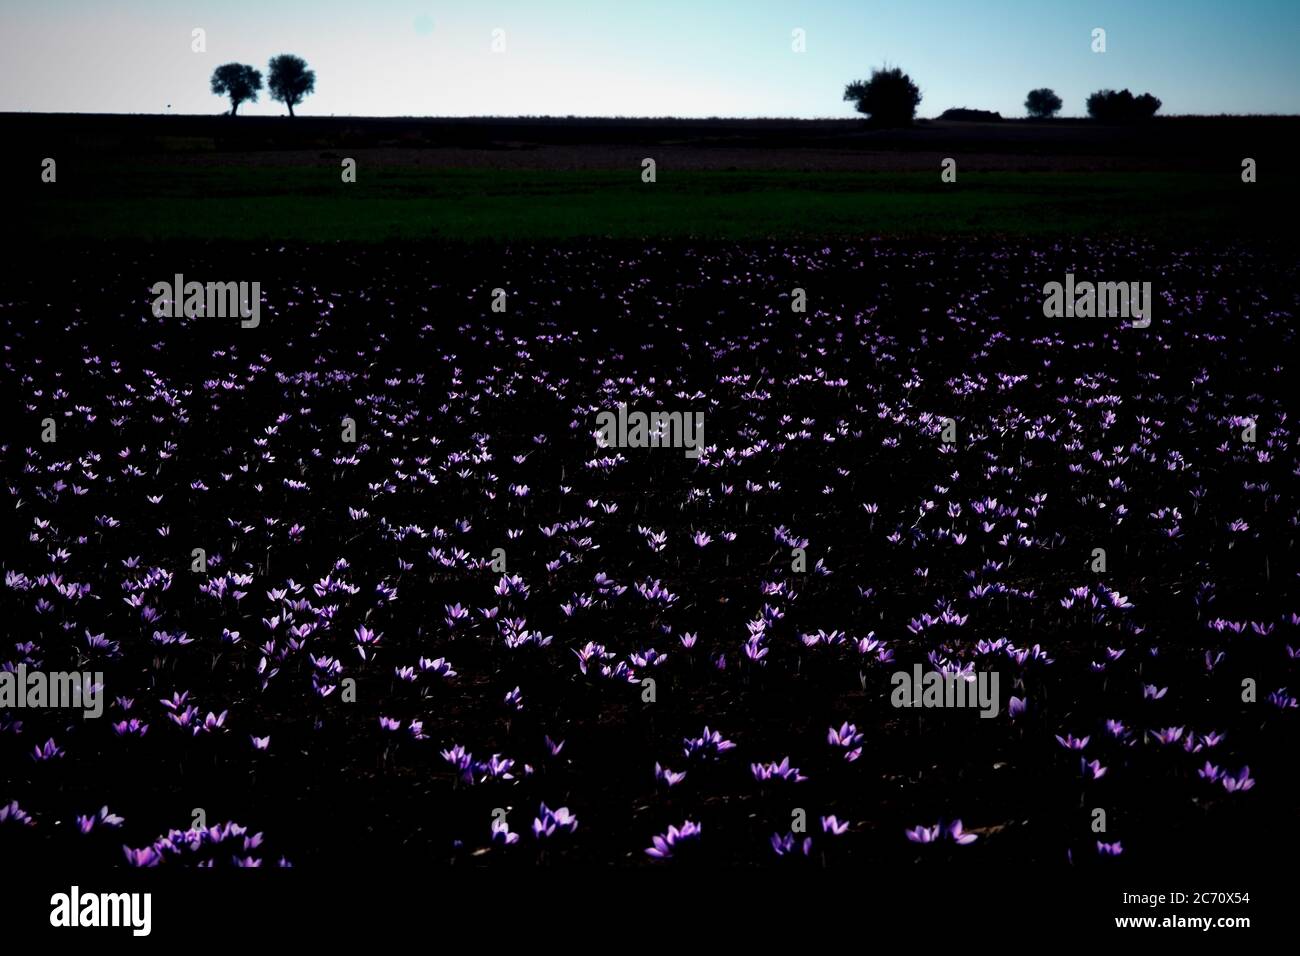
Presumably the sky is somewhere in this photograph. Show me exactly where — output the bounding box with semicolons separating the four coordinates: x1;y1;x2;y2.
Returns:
1;0;1297;118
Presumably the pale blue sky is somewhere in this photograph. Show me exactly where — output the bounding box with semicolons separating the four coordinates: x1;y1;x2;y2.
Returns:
1;0;1296;117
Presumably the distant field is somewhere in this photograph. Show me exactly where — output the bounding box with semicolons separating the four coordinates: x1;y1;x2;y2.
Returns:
8;113;1297;242
8;112;1298;169
16;166;1290;242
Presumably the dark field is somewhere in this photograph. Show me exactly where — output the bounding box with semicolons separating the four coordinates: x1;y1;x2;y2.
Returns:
3;110;1298;937
10;113;1299;242
20;167;1289;243
2;239;1296;874
12;112;1300;169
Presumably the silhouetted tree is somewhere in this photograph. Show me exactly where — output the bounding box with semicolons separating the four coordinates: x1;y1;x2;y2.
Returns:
843;66;922;126
210;63;262;115
1087;88;1162;122
1133;92;1162;118
1025;88;1063;119
267;54;316;117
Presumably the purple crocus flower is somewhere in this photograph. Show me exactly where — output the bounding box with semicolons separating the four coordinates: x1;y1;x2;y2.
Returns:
821;815;850;835
1221;766;1255;793
532;803;578;838
645;821;702;859
908;820;977;845
491;817;519;845
122;846;163;867
441;745;474;778
353;625;383;660
31;738;63;761
1081;758;1107;780
196;710;228;735
0;801;35;826
683;726;735;759
905;824;940;844
751;757;807;782
827;722;864;762
113;719;149;737
655;762;687;787
947;820;978;844
494;574;530;600
76;806;124;833
418;656;456;677
771;832;813;856
1268;688;1298;709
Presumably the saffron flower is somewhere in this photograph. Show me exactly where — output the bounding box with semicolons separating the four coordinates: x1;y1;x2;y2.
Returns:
645;821;702;859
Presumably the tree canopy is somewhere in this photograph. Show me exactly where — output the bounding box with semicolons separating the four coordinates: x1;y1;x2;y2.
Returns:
267;54;316;117
210;63;262;115
843;67;922;126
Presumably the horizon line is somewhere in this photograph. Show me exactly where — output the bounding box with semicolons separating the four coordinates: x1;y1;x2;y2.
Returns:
6;110;1300;121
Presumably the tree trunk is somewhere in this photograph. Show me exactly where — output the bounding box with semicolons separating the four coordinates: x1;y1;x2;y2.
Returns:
288;101;295;118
